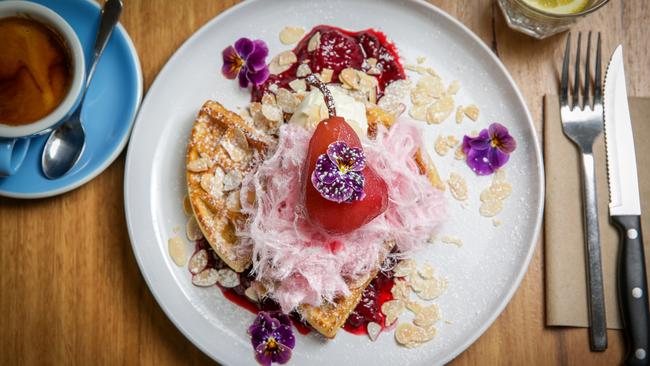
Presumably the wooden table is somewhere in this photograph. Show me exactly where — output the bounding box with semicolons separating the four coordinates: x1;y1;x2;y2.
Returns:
1;1;648;364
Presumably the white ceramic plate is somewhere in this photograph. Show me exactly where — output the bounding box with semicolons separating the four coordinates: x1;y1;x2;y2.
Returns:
124;0;544;365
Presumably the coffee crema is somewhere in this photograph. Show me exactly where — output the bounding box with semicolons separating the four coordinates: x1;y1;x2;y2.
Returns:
0;17;72;126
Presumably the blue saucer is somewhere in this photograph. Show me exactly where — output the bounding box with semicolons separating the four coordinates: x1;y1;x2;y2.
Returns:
0;0;142;198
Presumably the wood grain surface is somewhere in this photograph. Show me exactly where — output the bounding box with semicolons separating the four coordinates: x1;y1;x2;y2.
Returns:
1;1;649;365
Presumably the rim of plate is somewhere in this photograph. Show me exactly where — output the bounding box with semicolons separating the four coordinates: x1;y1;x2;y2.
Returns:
0;0;143;199
124;0;545;364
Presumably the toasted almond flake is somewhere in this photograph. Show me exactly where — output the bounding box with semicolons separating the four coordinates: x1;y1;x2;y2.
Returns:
200;173;214;194
454;145;465;160
186;216;203;241
221;127;250;162
216;268;240;288
480;182;512;202
192;268;219;287
183;195;192;216
412;277;447;301
378;80;411;114
187;157;209;172
244;286;259;302
447;173;468;201
416;56;427;64
296;63;312;78
434;135;459;156
367;322;381;341
168;236;186;267
226;191;241;213
494;169;507;181
391;279;410;300
261;104;283;122
307;32;321;52
279;26;305;45
441;235;463;247
464;104;480;121
393;259;417;277
408;103;428;121
320;68;334;83
447;80;460;95
426;95;454;124
276;88;301;113
278;50;297;66
381;299;405;325
479;200;503;217
455;106;464;124
222;170;242;192
261;93;277;106
412;75;444;103
405;301;423;314
418;264;435;280
340;68;360;89
395;323;434;348
493;219;502;227
288;78;307;92
189;249;208;274
269;53;293;75
413;304;441;327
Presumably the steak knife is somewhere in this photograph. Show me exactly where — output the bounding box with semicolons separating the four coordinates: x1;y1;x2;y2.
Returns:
604;45;650;366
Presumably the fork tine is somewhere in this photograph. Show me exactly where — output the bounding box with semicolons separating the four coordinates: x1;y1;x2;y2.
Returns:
573;32;582;109
583;32;592;109
560;33;571;108
594;32;602;105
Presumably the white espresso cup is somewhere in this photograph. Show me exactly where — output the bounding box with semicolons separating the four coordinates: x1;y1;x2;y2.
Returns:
0;1;85;176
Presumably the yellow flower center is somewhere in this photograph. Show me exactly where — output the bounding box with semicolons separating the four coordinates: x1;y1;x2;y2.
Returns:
265;337;279;354
229;54;244;73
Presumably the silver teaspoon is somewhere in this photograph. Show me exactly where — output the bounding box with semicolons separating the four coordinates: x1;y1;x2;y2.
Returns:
41;0;123;179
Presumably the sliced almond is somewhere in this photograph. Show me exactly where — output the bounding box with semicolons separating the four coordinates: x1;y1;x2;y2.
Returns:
168;236;186;267
192;268;219;287
340;68;361;89
186;216;203;241
296;63;312;78
455;106;464;124
187;157;209;172
393;259;417;278
367;322;381;342
480;182;513;202
464;104;480;121
261;104;283;122
279;26;305;45
221;127;250;162
222;170;242;192
418;264;435;280
226;190;241;213
454;145;465;160
275;88;300;113
188;249;208;274
391;279;410;300
447;172;468;201
381;299;405;325
288;78;307;92
441;235;463;247
413;304;440;328
412;276;447;301
395;323;432;348
278;50;297;66
479;200;503;217
183;195;193;216
320;68;333;83
447;80;460;95
245;286;259;302
216;268;240;288
426;95;454;124
307;32;321;52
200;173;214;194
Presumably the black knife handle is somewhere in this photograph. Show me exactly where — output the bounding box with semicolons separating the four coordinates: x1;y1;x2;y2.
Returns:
613;215;650;366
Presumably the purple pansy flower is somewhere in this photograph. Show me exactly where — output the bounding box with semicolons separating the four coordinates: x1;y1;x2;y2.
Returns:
222;37;270;88
311;141;366;203
248;311;296;366
462;122;517;175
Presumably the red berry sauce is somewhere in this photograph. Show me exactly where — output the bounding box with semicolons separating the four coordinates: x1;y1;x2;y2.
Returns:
343;270;396;336
252;25;406;102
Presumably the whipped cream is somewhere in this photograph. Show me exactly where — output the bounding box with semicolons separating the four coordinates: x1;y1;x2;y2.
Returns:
289;86;368;137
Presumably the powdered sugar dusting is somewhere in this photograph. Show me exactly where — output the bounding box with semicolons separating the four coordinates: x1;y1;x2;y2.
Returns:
238;121;446;312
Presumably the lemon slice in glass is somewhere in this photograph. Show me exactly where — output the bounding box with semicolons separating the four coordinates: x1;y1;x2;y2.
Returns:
522;0;589;15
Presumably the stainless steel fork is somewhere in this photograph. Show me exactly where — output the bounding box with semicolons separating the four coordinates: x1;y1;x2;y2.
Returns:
560;32;607;352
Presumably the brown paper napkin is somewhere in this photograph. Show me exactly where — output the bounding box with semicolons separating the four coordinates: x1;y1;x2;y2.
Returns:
544;95;650;329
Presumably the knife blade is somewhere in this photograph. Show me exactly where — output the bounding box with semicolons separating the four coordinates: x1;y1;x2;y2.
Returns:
604;45;650;366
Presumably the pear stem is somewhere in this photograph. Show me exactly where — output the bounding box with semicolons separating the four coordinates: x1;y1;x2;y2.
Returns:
305;74;336;117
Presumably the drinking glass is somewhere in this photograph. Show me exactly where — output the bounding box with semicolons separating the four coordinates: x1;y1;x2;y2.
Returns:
497;0;610;39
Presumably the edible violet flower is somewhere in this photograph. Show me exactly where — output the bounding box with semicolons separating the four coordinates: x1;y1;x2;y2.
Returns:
222;37;270;88
248;311;296;366
462;122;517;175
311;141;366;203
